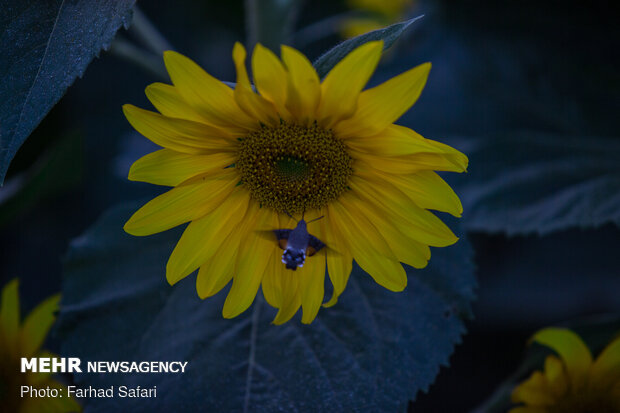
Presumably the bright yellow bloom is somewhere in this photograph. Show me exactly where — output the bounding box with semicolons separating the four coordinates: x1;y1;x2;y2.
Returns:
123;41;467;324
0;279;80;412
342;0;415;38
510;328;620;413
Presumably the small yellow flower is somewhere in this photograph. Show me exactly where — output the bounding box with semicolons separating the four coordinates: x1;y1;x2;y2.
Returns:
123;41;467;324
510;328;620;413
342;0;415;38
0;279;80;412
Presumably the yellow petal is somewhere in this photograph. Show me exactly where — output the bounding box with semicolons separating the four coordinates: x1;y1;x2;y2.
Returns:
232;42;279;126
129;149;236;186
543;355;568;397
344;124;435;151
511;371;555;406
353;148;467;174
163;50;257;133
272;270;302;325
590;335;620;388
531;328;593;388
329;195;407;291
334;62;431;138
0;279;20;349
350;175;458;247
317;40;382;127
348;190;431;268
323;254;352;308
261;251;284;308
393;171;462;217
195;219;246;299
281;45;321;122
421;138;469;172
317;212;352;307
145;82;205;123
345;125;468;172
124;169;238;236
20;294;60;358
123;104;235;154
252;43;291;119
298;250;326;324
222;205;278;318
356;165;463;217
166;190;250;285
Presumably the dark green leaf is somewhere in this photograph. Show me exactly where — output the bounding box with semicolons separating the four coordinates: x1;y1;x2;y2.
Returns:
451;133;620;235
58;204;475;412
474;315;620;413
472;227;620;327
0;0;136;185
0;131;83;228
313;16;423;79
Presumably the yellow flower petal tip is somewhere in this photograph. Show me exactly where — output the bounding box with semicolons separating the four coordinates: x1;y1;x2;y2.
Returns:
122;216;144;236
1;279;81;412
510;328;620;413
122;41;467;324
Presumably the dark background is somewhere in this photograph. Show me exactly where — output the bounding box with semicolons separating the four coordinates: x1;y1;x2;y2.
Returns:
1;0;618;411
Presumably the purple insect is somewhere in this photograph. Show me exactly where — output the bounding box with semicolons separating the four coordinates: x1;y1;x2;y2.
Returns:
273;215;325;270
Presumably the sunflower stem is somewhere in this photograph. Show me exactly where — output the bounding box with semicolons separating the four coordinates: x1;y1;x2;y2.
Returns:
109;37;168;80
245;0;259;50
244;0;304;52
130;6;174;55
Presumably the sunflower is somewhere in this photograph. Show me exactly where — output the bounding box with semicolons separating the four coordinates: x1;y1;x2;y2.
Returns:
0;279;80;412
510;328;620;413
123;40;467;324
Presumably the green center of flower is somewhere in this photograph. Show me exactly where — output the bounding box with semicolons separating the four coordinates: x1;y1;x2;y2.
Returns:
274;156;311;181
237;122;353;214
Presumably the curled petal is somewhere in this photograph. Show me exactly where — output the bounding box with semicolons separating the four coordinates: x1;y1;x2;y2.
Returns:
531;328;593;388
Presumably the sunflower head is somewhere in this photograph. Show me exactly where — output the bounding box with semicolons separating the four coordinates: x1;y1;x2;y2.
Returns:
510;328;620;413
237;121;353;214
0;279;80;412
123;40;467;324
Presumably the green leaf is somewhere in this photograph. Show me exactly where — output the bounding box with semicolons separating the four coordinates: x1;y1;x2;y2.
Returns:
474;315;620;413
451;133;620;235
58;204;475;411
0;0;136;185
0;131;83;228
245;0;303;52
313;16;423;79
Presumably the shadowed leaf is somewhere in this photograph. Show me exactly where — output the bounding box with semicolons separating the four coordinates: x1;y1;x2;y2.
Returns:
313;16;423;79
449;133;620;235
0;0;136;184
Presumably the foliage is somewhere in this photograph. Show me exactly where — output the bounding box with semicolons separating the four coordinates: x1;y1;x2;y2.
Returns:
0;0;135;184
314;16;423;78
58;204;475;412
450;133;620;235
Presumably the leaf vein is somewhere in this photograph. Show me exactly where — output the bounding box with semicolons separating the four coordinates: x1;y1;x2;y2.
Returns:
12;0;65;147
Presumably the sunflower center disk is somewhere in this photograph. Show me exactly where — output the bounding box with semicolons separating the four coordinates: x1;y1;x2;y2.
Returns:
237;122;353;214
